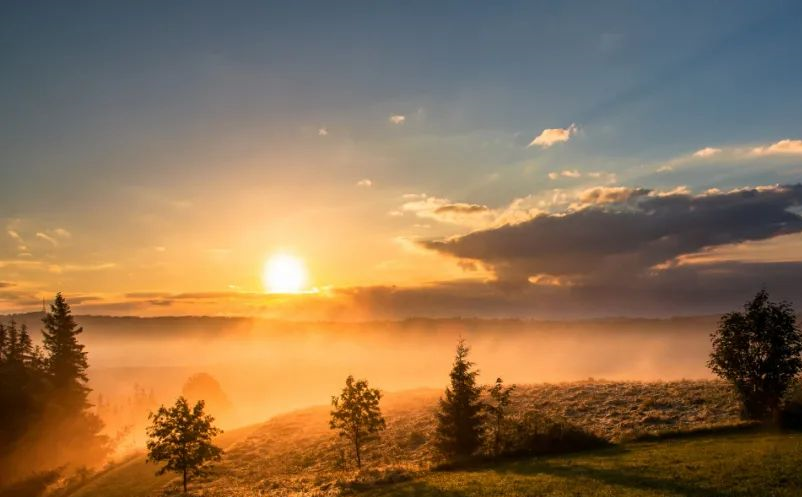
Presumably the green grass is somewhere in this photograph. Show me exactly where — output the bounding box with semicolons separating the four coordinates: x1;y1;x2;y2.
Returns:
360;432;802;497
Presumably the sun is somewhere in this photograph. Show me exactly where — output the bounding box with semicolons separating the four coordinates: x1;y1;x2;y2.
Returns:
263;254;308;294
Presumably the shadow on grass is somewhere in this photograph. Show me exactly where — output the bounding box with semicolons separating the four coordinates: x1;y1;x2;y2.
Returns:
360;481;468;497
495;459;752;497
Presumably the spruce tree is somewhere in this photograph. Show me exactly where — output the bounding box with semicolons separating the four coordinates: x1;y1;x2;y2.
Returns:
42;293;90;409
435;338;486;458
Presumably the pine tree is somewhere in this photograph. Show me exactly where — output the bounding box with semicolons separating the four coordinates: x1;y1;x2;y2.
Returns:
435;338;486;458
0;323;7;364
330;375;386;468
42;293;90;409
146;397;223;494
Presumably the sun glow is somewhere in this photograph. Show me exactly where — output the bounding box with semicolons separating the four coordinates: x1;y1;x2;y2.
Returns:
263;254;308;294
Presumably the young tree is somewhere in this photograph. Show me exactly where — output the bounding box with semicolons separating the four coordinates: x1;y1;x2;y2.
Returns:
708;289;802;420
42;293;90;409
486;377;515;455
146;397;223;493
435;338;486;458
330;375;385;468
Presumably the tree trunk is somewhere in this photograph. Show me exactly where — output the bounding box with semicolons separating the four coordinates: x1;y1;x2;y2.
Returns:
354;433;361;468
183;468;187;493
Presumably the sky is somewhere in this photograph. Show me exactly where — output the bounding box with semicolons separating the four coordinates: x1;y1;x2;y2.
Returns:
2;0;802;318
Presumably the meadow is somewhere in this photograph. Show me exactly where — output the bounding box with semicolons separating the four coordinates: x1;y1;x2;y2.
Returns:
67;379;755;497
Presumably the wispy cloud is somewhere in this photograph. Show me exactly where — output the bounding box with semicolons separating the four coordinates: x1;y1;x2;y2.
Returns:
693;147;722;158
356;179;373;187
36;232;58;246
528;123;578;148
318;127;328;136
389;114;406;125
548;169;581;180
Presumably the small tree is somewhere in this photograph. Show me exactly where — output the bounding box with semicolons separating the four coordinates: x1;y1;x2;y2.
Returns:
708;289;802;420
486;377;515;455
435;338;485;458
146;397;223;493
330;375;385;468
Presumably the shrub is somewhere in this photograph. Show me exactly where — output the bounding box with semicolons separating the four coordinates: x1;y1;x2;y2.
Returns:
499;412;610;456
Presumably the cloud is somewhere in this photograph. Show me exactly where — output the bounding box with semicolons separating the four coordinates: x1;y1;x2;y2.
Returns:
433;203;489;215
356;179;373;188
318;127;328;136
423;184;802;283
548;170;581;180
577;186;651;205
36;232;58;246
401;195;493;227
528;124;578;148
389;114;406;125
752;139;802;156
693;147;722;158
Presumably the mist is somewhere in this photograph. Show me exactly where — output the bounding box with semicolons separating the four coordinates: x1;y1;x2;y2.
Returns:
8;314;718;444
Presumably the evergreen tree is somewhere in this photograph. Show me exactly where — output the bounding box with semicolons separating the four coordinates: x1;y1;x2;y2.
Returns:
435;338;486;458
330;375;386;468
486;377;515;455
42;293;90;409
0;323;6;363
146;397;223;494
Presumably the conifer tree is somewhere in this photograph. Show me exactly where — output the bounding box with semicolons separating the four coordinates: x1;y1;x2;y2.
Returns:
435;338;486;458
330;375;385;468
42;293;90;409
146;397;223;493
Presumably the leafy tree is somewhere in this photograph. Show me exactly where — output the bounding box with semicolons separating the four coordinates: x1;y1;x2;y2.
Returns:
330;375;385;468
435;338;486;458
708;289;802;420
146;397;223;493
486;377;515;455
42;293;90;409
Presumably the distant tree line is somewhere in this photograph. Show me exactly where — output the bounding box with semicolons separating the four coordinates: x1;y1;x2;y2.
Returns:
0;294;108;484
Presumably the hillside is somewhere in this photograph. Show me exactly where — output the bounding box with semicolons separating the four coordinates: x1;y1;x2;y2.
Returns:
70;380;744;497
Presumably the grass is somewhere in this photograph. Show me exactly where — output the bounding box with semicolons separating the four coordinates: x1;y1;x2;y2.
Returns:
361;432;802;497
67;380;750;496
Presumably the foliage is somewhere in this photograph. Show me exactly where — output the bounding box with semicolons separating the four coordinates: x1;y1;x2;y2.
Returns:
708;289;802;420
42;292;90;409
330;375;386;468
435;339;486;458
146;396;223;493
485;377;515;455
499;411;610;457
0;294;108;484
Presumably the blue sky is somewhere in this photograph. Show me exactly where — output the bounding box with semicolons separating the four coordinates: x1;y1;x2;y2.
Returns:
2;1;802;317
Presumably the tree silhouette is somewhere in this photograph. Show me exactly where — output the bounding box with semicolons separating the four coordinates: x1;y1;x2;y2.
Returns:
435;338;486;458
330;375;385;468
708;289;802;420
486;377;515;455
146;397;223;493
42;293;90;410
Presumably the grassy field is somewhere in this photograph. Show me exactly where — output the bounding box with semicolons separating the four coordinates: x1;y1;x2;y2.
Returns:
66;380;754;497
359;432;802;497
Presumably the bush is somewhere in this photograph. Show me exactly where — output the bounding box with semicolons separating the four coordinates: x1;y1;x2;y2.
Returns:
779;379;802;429
499;412;610;457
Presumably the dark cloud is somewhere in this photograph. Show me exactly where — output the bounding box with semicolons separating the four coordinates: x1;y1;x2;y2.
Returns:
434;203;489;215
424;185;802;282
341;261;802;318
